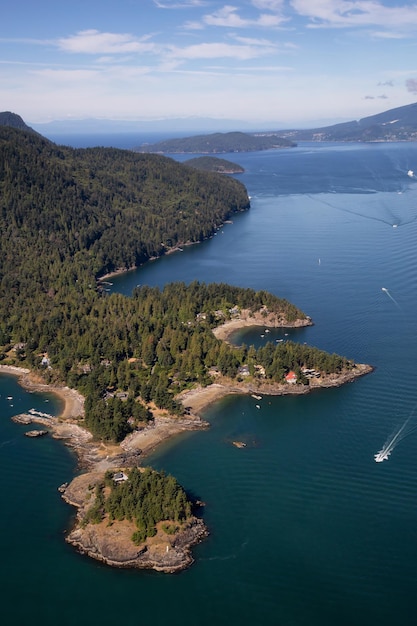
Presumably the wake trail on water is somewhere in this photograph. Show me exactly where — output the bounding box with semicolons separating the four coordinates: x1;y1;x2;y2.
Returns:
307;178;417;228
0;438;16;449
202;539;249;562
381;287;402;310
306;194;397;226
375;404;417;462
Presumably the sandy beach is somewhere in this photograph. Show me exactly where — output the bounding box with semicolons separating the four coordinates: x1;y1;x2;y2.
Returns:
1;351;373;573
0;363;209;469
212;308;312;342
0;364;85;419
1;328;372;471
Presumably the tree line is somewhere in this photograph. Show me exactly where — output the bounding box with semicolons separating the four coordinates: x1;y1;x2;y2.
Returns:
84;467;192;544
0;126;356;443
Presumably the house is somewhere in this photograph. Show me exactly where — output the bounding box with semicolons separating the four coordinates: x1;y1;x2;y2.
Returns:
254;364;266;377
285;370;297;384
238;365;250;377
113;471;128;483
13;342;26;352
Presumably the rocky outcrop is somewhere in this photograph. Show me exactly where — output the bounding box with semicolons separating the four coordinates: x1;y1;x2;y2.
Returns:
25;429;48;437
66;517;208;573
62;471;208;573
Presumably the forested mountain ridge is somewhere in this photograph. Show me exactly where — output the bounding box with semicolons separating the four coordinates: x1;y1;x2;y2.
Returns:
0;126;249;280
0;111;40;134
0;124;365;443
279;101;417;142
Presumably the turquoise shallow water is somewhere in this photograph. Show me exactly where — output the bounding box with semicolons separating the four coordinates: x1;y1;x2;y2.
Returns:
2;141;417;625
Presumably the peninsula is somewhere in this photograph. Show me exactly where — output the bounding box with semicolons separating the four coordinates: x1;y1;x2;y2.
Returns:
2;293;372;571
0;117;373;572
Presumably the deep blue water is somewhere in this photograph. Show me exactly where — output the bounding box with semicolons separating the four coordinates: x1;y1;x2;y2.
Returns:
2;141;417;625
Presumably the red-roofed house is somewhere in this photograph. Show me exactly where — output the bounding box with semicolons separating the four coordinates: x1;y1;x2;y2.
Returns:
285;370;297;384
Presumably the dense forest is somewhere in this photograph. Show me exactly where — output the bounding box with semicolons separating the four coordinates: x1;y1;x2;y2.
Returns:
1;124;356;443
184;156;244;174
84;468;192;544
137;131;296;153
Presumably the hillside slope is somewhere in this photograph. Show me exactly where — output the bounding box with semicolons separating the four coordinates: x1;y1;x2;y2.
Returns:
281;102;417;142
0;122;365;446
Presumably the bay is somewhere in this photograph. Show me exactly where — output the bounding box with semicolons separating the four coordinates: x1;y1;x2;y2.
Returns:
2;141;417;625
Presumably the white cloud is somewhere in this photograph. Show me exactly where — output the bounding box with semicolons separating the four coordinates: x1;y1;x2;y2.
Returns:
153;0;206;7
204;6;254;28
231;35;271;45
371;31;409;39
291;0;417;30
171;40;277;59
183;20;205;29
198;4;287;28
57;30;157;55
252;0;285;10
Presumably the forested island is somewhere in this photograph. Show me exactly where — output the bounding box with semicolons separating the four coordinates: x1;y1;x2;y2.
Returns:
0;119;372;571
137;131;296;153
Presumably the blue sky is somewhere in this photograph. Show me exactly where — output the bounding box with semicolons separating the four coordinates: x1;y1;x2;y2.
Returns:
2;0;417;127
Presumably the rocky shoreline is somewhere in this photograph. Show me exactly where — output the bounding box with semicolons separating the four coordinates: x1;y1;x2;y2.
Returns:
61;471;208;572
0;364;210;573
1;318;373;573
211;307;313;342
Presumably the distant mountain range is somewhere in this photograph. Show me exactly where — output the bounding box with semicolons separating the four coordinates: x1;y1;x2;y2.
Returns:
3;102;417;148
134;103;417;152
278;102;417;142
30;116;266;135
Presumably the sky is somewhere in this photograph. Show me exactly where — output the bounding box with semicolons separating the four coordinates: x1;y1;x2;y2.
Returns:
2;0;417;128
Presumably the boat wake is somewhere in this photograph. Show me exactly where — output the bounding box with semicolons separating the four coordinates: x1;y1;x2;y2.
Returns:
375;407;417;462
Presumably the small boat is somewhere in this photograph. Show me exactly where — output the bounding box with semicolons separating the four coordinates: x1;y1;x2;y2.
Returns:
374;448;391;463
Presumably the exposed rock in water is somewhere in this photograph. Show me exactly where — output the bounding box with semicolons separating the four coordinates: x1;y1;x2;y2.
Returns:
25;429;48;437
12;413;34;424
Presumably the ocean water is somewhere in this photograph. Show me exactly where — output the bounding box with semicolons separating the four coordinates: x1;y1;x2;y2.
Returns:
1;141;417;625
